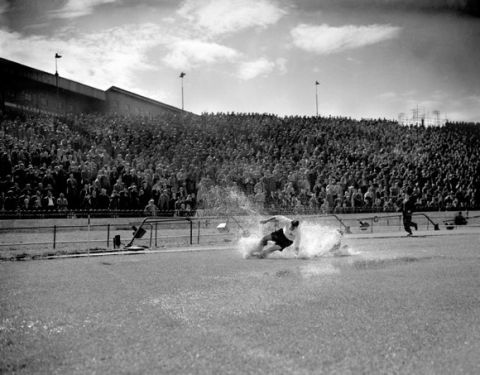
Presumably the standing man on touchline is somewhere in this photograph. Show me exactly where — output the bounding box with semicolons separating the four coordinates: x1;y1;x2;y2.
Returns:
401;187;418;236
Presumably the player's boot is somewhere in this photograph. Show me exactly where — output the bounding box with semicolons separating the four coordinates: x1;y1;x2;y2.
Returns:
331;230;343;252
246;251;260;259
255;250;267;259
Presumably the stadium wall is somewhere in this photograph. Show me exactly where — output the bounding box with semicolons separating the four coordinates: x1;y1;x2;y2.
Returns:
105;86;181;117
0;57;183;117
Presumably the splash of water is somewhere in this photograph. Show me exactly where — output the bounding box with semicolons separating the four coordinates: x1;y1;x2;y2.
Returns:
199;185;359;259
198;185;264;217
298;222;343;258
237;235;263;258
237;221;359;259
227;189;260;216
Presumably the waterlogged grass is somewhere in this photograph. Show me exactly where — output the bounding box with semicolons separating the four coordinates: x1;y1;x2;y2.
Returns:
349;256;431;270
0;247;111;261
0;227;234;261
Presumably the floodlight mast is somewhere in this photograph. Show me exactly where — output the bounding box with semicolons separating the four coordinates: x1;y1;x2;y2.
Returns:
55;53;62;112
179;72;186;111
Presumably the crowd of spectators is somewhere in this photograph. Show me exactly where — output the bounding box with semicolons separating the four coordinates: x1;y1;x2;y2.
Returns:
0;110;479;217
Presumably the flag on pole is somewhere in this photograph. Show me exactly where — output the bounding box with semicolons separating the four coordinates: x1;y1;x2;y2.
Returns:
55;53;62;59
179;72;186;78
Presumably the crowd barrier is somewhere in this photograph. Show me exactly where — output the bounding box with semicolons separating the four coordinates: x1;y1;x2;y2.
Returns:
0;209;191;220
0;211;477;257
0;215;231;252
0;206;476;221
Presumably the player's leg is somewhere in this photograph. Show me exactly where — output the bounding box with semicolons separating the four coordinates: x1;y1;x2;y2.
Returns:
257;243;282;258
406;215;417;233
330;228;344;252
248;233;273;257
403;215;413;235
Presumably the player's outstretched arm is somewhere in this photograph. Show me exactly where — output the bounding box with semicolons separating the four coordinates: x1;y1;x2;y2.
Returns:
260;216;277;224
260;215;290;225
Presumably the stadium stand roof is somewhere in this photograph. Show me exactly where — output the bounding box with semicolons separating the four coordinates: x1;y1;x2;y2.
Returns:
0;57;106;100
1;57;185;116
106;86;181;113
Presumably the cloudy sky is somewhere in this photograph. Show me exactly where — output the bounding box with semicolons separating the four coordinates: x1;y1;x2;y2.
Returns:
1;0;479;121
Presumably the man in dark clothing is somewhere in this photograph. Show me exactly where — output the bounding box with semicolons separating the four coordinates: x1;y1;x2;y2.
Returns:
4;190;17;211
454;211;468;225
42;190;56;210
401;188;418;236
97;188;111;210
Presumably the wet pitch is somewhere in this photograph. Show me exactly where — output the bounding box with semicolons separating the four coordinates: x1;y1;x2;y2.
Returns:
1;232;480;374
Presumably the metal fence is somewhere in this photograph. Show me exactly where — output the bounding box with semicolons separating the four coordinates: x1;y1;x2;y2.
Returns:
0;212;477;258
0;216;233;252
0;205;473;221
0;209;175;220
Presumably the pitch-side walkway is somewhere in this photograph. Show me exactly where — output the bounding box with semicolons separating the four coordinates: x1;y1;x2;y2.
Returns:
46;226;478;260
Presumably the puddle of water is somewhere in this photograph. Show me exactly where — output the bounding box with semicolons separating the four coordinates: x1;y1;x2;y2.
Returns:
299;263;340;277
292;255;435;278
346;256;432;271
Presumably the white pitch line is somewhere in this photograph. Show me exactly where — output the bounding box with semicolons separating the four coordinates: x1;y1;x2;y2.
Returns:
46;246;235;259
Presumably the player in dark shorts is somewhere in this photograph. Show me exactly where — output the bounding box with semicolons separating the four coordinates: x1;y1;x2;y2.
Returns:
401;188;418;236
268;228;294;250
249;215;301;258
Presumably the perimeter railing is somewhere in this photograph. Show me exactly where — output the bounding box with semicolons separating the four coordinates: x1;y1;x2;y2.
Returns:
0;215;234;252
0;209;183;220
0;211;477;258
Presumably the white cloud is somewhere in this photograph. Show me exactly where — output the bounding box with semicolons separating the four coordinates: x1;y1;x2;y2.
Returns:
346;56;361;64
275;57;288;75
50;0;118;19
130;87;170;103
291;23;401;54
237;57;275;80
0;21;243;85
178;0;286;36
163;39;240;70
0;24;164;91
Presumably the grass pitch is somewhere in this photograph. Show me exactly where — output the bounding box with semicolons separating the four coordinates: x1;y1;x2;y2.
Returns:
1;232;480;374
